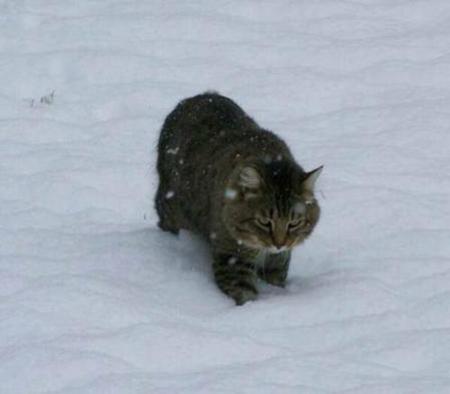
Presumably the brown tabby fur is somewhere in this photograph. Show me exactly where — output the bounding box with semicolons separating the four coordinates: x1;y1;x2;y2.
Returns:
155;92;322;305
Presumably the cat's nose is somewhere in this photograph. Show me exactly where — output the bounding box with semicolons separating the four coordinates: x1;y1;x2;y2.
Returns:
272;233;284;249
272;229;286;249
273;240;284;249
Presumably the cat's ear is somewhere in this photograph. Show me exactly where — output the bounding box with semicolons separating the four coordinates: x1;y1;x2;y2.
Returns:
239;166;261;189
301;165;323;192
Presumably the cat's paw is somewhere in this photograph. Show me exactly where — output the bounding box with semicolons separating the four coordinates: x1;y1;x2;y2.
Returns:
233;288;258;305
263;271;287;287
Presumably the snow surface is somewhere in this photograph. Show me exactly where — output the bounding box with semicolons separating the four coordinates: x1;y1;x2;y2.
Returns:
1;1;450;393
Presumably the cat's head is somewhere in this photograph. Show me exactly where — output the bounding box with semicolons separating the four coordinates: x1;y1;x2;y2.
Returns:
222;159;322;253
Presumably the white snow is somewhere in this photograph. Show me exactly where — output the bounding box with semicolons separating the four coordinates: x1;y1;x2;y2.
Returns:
224;188;238;200
228;257;238;266
1;1;450;393
166;147;179;155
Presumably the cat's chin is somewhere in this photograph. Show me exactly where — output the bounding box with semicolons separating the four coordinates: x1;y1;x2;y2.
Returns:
265;246;290;254
237;239;289;254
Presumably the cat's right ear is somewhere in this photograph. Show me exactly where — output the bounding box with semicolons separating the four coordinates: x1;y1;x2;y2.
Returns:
301;165;323;193
238;166;261;190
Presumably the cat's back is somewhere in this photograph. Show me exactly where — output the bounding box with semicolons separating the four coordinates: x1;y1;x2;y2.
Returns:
176;91;252;127
159;91;256;144
158;92;293;170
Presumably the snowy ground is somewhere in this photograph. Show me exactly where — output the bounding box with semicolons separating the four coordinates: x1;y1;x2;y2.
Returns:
1;1;450;393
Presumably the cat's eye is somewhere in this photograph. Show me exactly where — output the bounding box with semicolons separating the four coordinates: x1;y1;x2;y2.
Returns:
288;217;305;230
255;217;272;230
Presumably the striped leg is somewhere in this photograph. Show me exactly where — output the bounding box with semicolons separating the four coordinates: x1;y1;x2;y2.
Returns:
213;253;258;305
259;251;291;287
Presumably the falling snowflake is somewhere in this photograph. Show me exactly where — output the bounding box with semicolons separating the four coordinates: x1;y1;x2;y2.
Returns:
228;256;238;265
166;147;179;155
224;188;238;200
165;191;175;199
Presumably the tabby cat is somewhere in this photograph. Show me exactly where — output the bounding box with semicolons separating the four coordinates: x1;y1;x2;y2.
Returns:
155;92;322;305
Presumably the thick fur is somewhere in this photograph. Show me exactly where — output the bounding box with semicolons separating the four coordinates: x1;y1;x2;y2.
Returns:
155;92;321;305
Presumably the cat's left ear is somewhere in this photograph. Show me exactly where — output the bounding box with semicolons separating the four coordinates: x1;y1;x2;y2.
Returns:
302;165;323;192
239;166;262;190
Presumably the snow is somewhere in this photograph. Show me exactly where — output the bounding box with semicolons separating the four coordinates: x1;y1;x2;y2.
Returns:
224;188;238;200
1;1;450;393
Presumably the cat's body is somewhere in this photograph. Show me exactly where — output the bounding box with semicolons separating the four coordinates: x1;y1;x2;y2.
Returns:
155;92;322;305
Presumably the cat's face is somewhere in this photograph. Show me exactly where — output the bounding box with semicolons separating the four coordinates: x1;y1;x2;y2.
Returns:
223;161;322;253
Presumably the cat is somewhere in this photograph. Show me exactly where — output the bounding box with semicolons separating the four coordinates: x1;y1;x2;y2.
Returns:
155;92;322;305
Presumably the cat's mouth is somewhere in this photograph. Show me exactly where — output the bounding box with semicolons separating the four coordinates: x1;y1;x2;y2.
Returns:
266;245;289;254
236;234;292;253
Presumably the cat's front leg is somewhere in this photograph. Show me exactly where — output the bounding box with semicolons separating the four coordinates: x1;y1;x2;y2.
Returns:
213;253;258;305
259;251;291;287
